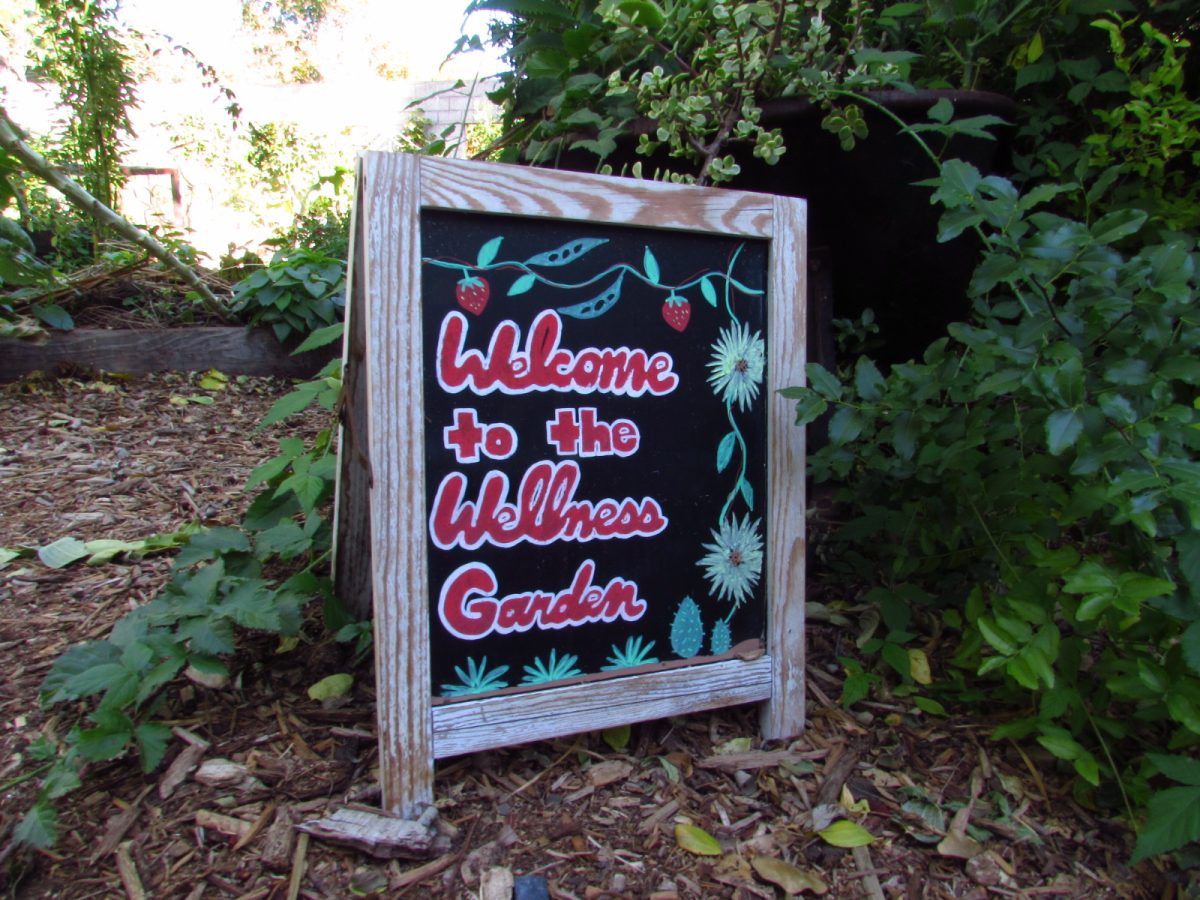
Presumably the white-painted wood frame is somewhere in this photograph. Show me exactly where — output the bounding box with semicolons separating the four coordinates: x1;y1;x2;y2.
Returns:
348;153;806;818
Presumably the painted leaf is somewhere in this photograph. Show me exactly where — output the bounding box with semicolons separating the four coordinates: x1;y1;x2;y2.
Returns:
38;537;89;569
752;856;828;895
307;673;353;701
739;478;754;510
700;276;718;307
675;823;722;856
558;272;624;319
643;246;661;283
716;431;737;473
524;237;607;267
670;597;705;658
817;820;875;848
507;272;537;296
476;236;503;267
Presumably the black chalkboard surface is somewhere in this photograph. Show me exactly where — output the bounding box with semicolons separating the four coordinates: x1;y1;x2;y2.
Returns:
336;153;805;819
420;211;770;699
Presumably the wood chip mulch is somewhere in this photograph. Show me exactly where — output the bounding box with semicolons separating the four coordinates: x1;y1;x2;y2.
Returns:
0;372;1183;898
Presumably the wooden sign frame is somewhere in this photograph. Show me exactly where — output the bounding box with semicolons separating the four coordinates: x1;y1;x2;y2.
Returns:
334;153;806;818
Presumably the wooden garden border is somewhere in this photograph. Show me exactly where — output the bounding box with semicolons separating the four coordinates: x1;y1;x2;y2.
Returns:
336;153;807;818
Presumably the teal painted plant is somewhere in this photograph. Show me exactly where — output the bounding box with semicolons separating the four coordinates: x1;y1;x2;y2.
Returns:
601;636;659;671
670;596;704;658
440;656;509;698
520;649;583;685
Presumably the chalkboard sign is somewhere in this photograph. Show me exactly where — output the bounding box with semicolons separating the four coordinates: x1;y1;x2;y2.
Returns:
334;155;806;818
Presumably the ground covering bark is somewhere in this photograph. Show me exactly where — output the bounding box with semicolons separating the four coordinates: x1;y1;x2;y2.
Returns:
0;372;1180;898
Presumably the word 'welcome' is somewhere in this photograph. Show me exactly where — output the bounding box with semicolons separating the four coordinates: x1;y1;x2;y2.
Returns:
437;310;680;397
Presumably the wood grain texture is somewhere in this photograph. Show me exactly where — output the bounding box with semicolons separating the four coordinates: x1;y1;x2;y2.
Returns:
361;152;434;817
420;157;775;238
331;180;373;621
432;656;774;758
761;195;808;741
0;327;336;382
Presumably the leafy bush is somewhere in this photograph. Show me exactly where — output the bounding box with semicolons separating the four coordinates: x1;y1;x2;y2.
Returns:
17;361;349;848
230;246;345;343
787;17;1200;861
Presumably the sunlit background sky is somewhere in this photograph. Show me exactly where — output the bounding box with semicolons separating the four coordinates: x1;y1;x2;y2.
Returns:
115;0;506;82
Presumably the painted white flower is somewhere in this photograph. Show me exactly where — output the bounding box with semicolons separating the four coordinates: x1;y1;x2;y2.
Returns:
698;514;764;607
707;321;765;411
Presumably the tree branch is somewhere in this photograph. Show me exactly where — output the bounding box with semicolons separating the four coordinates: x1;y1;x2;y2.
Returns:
0;107;229;322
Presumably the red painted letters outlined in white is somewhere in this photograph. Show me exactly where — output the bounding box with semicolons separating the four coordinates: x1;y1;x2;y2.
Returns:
437;559;649;640
443;408;518;464
546;408;641;458
437;309;679;398
429;460;668;551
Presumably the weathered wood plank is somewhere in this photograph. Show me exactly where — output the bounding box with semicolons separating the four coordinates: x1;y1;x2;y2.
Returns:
360;151;434;818
762;195;808;741
432;656;774;758
420;157;775;238
295;808;435;860
332;175;374;620
0;327;336;381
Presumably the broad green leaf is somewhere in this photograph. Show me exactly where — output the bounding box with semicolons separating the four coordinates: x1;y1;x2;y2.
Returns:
308;672;353;701
292;322;344;354
786;388;828;425
854;357;884;401
805;363;843;400
700;277;718;307
1036;731;1081;760
817;819;875;847
913;696;946;715
602;724;630;752
675;823;722;855
135;722;172;772
828;407;864;445
977;618;1017;656
38;537;89;569
1147;753;1200;787
31;302;74;331
84;539;142;565
1091;208;1147;244
1131;785;1200;863
927;97;954;123
14;800;57;849
1045;409;1084;455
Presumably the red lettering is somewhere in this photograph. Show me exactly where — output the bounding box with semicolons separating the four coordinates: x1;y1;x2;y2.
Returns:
429;461;668;550
437;560;648;640
436;310;679;397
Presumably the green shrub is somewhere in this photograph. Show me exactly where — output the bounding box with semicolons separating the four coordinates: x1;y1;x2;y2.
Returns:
230;246;345;343
788;17;1200;861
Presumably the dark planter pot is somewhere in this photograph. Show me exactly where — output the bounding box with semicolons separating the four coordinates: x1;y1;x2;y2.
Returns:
553;89;1018;370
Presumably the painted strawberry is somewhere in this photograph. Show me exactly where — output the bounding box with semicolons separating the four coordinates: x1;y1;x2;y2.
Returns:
456;276;490;315
662;294;691;332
